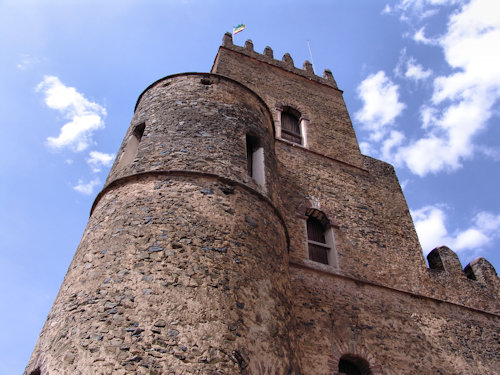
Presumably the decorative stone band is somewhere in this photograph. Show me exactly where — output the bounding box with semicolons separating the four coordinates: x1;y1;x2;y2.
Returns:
277;138;369;173
91;169;290;251
290;258;500;318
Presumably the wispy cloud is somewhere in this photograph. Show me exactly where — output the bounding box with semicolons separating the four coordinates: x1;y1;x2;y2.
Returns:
17;54;41;70
361;0;500;176
413;26;437;45
355;71;406;142
87;151;115;173
37;75;106;152
73;178;101;195
395;49;432;81
395;0;459;22
405;58;432;81
412;205;500;255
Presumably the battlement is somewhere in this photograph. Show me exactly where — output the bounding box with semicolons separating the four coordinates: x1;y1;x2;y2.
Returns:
427;246;499;287
220;32;339;90
426;246;500;310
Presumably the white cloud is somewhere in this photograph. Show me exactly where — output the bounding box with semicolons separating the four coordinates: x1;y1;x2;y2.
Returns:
412;205;451;253
475;211;500;232
382;4;393;14
355;71;406;141
400;179;409;190
413;26;437;45
381;130;405;161
405;58;432;81
73;178;101;195
87;151;115;173
395;50;432;82
396;0;459;21
397;94;491;175
363;0;500;176
359;141;373;155
37;75;106;152
454;228;489;250
411;205;500;254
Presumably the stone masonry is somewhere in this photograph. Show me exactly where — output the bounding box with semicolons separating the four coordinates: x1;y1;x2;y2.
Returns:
25;33;499;375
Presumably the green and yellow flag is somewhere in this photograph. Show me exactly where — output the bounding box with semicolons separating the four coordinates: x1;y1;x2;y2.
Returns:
233;24;245;35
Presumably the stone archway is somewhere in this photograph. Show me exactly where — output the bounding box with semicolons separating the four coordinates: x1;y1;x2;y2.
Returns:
328;340;384;375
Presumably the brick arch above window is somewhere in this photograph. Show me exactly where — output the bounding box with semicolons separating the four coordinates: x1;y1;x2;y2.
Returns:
296;203;339;229
274;102;310;121
328;340;384;375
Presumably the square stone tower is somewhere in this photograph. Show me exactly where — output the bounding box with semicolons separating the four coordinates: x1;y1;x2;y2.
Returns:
26;33;499;375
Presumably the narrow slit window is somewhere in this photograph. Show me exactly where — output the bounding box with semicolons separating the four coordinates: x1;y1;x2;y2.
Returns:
133;122;145;140
246;135;255;177
117;122;145;169
246;134;265;188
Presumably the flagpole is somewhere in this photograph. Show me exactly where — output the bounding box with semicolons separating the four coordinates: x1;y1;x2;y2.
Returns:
307;40;315;74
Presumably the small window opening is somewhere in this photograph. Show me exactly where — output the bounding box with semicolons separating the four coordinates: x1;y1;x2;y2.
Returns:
133;123;145;140
246;134;265;188
200;77;212;85
281;108;302;144
338;355;372;375
306;208;337;266
307;216;329;264
117;122;145;169
29;368;41;375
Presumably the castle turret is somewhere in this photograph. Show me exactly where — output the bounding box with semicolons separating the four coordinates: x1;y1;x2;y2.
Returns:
25;73;299;374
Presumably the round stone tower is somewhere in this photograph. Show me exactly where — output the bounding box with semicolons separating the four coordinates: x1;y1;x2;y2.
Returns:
25;74;299;374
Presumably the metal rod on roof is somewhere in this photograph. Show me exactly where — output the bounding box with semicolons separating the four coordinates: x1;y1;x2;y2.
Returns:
307;40;316;74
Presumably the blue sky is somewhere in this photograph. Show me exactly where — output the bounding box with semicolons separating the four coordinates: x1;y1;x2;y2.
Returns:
1;0;499;373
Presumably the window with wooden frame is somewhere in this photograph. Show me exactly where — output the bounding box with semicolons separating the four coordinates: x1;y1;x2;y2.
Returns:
280;107;302;144
306;208;337;266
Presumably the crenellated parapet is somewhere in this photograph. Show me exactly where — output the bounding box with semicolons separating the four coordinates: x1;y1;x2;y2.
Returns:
221;32;338;89
427;246;500;309
427;246;463;275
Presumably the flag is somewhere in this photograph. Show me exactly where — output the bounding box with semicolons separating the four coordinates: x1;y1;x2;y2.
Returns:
233;24;245;35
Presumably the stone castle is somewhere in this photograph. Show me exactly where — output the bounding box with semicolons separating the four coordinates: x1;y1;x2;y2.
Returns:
26;33;500;375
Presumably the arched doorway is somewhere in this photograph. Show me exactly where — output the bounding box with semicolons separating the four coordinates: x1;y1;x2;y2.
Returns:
338;354;372;375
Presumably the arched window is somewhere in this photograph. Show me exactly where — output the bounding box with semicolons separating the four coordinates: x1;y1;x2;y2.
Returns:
306;209;336;266
280;107;302;144
338;355;372;375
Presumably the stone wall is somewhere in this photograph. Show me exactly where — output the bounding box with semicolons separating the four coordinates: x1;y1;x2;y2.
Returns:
211;34;500;313
291;266;499;375
212;34;500;374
